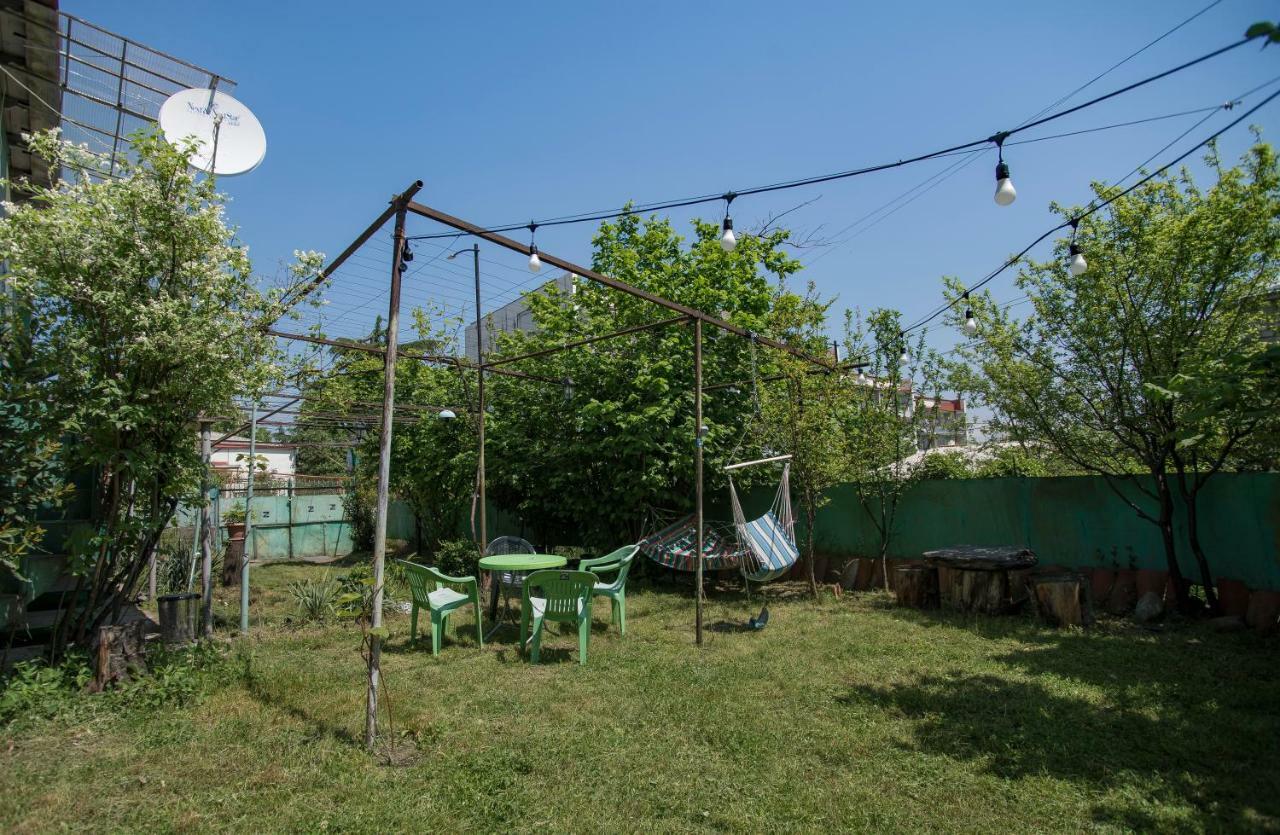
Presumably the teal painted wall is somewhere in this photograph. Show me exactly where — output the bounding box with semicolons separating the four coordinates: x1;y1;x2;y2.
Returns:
747;473;1280;590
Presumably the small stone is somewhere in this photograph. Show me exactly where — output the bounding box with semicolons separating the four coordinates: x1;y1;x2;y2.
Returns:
1133;591;1163;623
1208;615;1246;633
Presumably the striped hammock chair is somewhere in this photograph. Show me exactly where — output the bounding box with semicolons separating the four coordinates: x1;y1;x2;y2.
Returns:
728;461;799;583
638;510;747;572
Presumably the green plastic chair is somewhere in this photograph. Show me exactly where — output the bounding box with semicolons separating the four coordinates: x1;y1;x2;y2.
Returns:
398;560;483;656
519;569;598;665
579;545;639;636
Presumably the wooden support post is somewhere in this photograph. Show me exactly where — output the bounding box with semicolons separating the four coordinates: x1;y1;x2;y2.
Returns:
199;419;214;638
241;401;256;633
471;244;487;552
365;203;408;751
695;319;704;646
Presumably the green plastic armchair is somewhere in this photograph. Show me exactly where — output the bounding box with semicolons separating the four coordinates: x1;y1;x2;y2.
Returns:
578;545;639;636
398;560;483;656
519;569;598;665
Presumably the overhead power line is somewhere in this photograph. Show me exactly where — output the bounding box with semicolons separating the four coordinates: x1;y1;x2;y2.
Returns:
403;35;1257;242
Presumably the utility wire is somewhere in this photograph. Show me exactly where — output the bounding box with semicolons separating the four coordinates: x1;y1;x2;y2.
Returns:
404;35;1256;242
900;86;1280;336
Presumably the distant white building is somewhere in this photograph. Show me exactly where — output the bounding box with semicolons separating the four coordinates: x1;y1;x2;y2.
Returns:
464;273;576;361
210;436;297;484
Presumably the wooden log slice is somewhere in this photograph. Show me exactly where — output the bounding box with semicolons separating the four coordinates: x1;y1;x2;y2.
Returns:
894;566;939;609
1029;573;1092;628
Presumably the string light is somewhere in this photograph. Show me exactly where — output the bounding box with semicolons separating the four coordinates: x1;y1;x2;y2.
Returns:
963;291;978;334
898;335;909;366
993;133;1017;206
527;222;542;272
1068;220;1088;275
720;193;737;252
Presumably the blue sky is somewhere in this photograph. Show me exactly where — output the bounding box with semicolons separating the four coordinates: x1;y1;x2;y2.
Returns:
73;1;1280;357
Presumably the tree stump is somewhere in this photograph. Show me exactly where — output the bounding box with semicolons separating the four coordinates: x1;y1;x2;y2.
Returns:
942;568;1009;613
1029;573;1093;628
894;566;938;609
222;538;243;586
91;622;149;692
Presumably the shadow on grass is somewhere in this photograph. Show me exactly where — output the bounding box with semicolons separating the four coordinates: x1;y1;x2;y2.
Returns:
837;624;1280;831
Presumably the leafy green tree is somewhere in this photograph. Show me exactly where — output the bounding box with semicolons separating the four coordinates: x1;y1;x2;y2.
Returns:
0;129;318;648
301;308;476;554
947;140;1280;613
759;282;846;598
841;309;945;587
484;211;811;548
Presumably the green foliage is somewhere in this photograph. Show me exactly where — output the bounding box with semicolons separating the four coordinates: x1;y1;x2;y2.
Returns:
1245;21;1280;45
974;445;1077;478
430;539;479;579
288;574;341;622
948;140;1280;610
483;210;813;547
840;308;944;563
916;452;973;479
299;307;474;554
0;128;323;648
0;642;242;731
343;481;377;552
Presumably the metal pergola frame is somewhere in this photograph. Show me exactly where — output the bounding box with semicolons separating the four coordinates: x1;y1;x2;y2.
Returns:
274;181;842;748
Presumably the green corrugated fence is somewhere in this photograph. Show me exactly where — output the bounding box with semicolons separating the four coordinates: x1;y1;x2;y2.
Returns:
730;473;1280;590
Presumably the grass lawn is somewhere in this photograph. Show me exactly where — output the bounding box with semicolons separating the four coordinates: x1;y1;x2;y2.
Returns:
2;558;1278;832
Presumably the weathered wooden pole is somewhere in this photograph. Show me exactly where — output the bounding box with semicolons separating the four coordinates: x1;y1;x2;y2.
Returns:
199;419;214;638
471;244;487;551
240;401;257;633
365;203;409;751
695;319;704;646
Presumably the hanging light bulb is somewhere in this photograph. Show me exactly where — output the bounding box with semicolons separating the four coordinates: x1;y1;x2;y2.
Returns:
899;345;909;366
1068;244;1087;275
528;222;542;272
562;376;574;402
962;290;977;334
720;192;737;252
721;217;736;252
992;133;1016;206
857;369;867;384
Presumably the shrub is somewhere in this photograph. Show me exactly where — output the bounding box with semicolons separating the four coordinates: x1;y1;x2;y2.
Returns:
431;539;478;579
288;575;341;622
915;452;973;480
344;483;377;552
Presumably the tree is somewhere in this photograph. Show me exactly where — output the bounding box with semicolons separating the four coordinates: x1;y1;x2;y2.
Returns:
0;128;318;649
484;210;814;549
758;282;847;598
841;308;945;588
300;307;476;555
948;140;1280;613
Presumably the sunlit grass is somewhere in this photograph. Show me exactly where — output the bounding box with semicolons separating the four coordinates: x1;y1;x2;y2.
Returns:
2;560;1277;832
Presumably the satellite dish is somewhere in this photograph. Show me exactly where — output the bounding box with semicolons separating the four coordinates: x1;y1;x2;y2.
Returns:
159;88;266;176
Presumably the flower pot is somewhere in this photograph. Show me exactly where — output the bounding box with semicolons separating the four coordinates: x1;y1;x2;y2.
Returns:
1135;569;1167;598
1216;578;1251;618
224;522;246;541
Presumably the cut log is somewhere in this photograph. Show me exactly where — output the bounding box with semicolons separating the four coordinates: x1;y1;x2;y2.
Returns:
222;538;243;587
894;566;939;609
941;568;1009;614
90;621;149;692
1030;573;1092;628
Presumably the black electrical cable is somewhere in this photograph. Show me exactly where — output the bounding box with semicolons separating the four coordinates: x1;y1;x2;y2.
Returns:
900;86;1280;336
404;35;1257;242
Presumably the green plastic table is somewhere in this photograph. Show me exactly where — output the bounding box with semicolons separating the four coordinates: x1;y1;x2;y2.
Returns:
479;553;567;638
